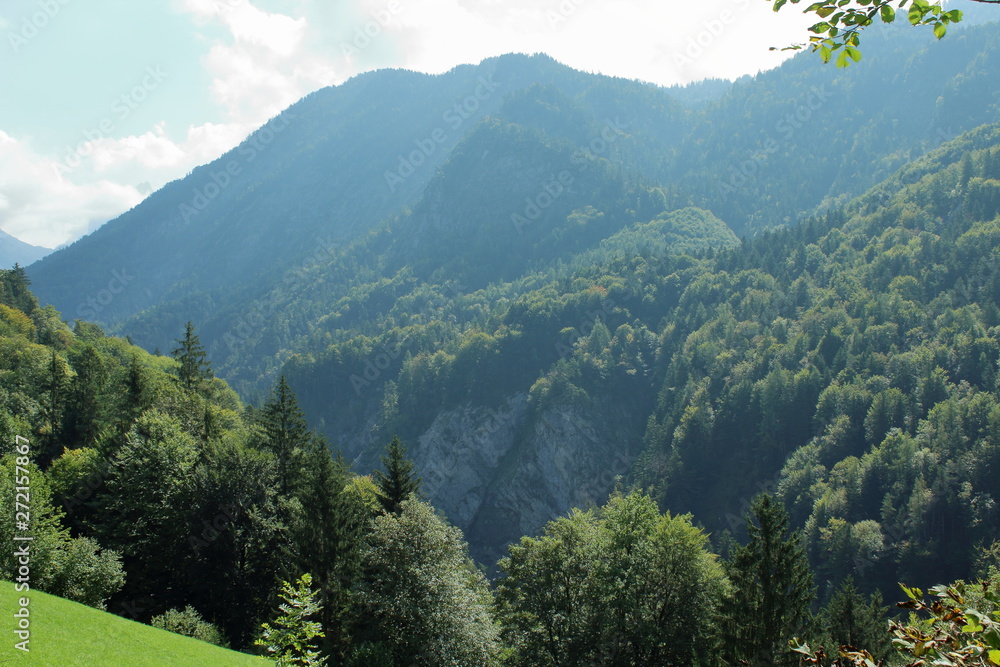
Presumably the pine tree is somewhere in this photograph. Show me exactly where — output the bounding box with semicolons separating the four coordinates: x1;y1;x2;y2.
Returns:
259;375;310;495
255;573;327;667
721;493;816;667
41;350;70;466
65;344;110;447
824;576;892;661
122;354;152;428
171;321;213;393
0;263;38;316
373;436;420;515
289;440;363;662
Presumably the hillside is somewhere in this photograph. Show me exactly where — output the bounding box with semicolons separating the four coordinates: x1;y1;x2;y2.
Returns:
18;19;1000;567
27;22;1000;344
285;122;1000;570
6;9;1000;664
0;583;271;666
0;229;50;269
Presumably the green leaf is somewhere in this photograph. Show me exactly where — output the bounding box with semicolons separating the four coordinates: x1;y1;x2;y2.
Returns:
880;5;895;22
900;583;920;600
933;22;946;39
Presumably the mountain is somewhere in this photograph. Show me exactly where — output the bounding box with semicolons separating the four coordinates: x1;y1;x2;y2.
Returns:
24;20;1000;566
29;22;1000;332
0;228;50;268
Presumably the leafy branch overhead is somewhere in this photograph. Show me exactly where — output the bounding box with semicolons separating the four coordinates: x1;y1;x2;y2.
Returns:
769;0;998;67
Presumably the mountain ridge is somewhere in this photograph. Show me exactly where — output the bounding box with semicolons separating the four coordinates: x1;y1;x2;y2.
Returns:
0;228;50;268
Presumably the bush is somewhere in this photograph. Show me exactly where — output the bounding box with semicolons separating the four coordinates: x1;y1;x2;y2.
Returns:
151;606;228;648
46;536;125;610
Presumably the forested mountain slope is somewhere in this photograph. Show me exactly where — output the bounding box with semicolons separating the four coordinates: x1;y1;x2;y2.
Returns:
640;124;1000;598
297;124;1000;570
27;21;1000;353
0;229;49;268
19;21;1000;572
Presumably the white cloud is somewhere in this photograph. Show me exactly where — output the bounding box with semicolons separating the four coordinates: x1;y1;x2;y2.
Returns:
0;0;818;249
182;0;333;123
0;131;143;248
0;0;337;248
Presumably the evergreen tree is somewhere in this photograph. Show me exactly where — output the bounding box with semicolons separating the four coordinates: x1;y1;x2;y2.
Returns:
40;350;70;466
258;375;310;495
0;263;38;316
824;576;892;661
721;493;816;667
172;321;213;394
372;436;420;515
65;344;111;448
255;573;327;667
122;354;152;429
289;440;364;662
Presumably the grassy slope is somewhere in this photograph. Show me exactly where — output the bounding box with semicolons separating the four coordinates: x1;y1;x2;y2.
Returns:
0;583;272;666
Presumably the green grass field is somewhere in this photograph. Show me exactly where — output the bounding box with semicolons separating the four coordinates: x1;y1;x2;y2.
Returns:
0;583;272;666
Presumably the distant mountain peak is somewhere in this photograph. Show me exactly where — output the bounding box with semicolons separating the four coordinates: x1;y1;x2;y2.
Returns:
0;228;52;268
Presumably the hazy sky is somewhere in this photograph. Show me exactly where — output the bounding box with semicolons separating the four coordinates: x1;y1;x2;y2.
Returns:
0;0;815;249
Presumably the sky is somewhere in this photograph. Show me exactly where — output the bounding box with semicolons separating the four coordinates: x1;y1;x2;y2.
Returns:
0;0;816;249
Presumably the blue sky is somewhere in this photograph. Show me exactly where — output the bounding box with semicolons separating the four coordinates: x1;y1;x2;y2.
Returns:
0;0;814;249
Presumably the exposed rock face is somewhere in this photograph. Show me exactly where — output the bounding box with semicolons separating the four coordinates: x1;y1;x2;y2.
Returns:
413;394;529;530
410;393;637;568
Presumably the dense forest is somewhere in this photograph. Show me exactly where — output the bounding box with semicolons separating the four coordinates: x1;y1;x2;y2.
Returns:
5;116;1000;664
22;22;1000;572
6;15;1000;667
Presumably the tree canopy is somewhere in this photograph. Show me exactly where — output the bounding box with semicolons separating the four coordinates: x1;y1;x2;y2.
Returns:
770;0;996;66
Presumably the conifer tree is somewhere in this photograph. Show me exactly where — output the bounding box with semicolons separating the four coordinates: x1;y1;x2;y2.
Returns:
289;440;363;661
824;576;892;661
373;436;420;515
172;321;213;393
122;354;152;428
41;349;70;466
0;263;38;316
255;573;327;667
721;493;815;667
259;375;310;495
66;344;110;447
